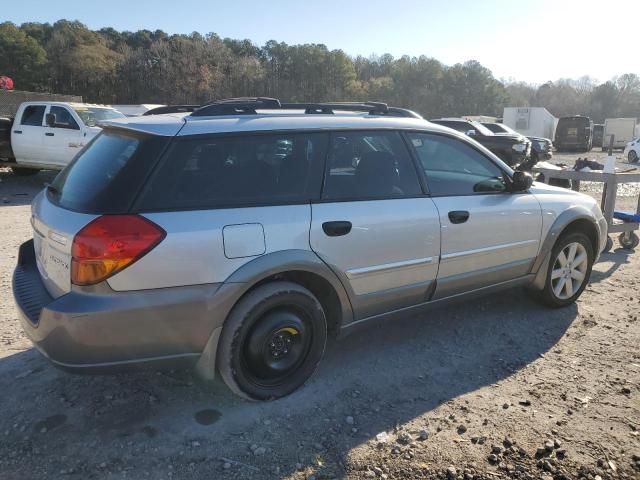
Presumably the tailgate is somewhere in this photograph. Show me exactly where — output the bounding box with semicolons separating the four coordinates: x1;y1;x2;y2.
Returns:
31;190;97;298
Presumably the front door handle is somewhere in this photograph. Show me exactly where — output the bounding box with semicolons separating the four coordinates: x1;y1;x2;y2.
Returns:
13;130;22;134
322;221;352;237
45;132;54;137
448;210;470;224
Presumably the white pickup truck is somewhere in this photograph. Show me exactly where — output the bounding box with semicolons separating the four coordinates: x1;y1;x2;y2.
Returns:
0;101;125;174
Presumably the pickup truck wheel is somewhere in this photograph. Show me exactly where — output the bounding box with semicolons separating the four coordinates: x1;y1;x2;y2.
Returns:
217;281;327;401
537;232;594;308
629;150;639;163
10;167;40;176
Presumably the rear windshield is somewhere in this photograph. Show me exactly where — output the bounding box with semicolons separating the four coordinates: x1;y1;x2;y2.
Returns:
557;117;590;129
48;129;168;213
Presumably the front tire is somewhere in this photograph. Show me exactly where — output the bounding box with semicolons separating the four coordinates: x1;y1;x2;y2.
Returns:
536;232;594;308
629;150;639;163
217;281;327;400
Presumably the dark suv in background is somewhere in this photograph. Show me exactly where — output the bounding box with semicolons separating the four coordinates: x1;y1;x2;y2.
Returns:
430;118;531;168
555;115;593;152
482;122;552;163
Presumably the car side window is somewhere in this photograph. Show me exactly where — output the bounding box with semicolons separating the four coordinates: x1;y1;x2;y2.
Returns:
322;131;422;200
50;106;80;130
137;132;328;210
407;132;507;196
20;105;46;126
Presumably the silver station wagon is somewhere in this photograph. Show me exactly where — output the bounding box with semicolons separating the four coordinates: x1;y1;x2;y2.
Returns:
13;98;608;400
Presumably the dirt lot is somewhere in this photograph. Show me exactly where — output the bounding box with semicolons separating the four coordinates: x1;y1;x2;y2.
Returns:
0;150;639;480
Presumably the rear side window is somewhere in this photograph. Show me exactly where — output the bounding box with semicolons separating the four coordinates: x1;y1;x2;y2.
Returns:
137;132;328;210
21;105;45;126
49;129;169;213
322;131;422;200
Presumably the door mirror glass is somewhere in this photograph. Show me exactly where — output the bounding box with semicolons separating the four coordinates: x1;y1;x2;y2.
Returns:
45;113;56;127
511;170;533;192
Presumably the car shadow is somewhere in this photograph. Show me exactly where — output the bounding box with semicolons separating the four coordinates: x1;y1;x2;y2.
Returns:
0;288;578;479
0;168;56;207
590;248;633;283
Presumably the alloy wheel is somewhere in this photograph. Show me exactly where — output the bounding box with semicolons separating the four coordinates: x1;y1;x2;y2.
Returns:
550;242;588;300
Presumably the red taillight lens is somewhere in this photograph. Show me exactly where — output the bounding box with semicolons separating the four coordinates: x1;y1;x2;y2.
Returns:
71;215;165;286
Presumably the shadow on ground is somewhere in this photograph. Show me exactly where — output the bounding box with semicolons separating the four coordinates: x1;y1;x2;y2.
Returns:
0;287;582;479
0;168;56;207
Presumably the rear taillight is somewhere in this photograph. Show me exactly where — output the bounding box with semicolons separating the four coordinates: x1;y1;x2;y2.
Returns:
71;215;165;286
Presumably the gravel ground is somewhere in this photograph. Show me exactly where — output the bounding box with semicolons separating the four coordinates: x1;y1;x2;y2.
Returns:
0;150;638;480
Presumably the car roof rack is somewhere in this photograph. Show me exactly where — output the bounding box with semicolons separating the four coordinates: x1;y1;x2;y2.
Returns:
191;97;282;117
143;105;199;116
190;98;422;119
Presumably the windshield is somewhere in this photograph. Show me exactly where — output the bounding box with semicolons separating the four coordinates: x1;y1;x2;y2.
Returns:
72;107;126;127
469;121;496;136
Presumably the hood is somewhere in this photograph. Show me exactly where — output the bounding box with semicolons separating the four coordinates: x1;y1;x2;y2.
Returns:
527;136;551;143
493;133;529;143
530;181;585;197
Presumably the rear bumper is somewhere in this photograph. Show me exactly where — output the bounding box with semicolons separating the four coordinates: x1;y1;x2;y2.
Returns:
13;239;235;373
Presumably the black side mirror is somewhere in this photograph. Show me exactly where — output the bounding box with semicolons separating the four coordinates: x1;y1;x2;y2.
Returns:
511;170;533;192
45;113;56;127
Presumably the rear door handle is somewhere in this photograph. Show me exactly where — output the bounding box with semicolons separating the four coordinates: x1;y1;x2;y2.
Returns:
45;132;54;137
448;210;470;224
322;221;352;237
13;130;22;134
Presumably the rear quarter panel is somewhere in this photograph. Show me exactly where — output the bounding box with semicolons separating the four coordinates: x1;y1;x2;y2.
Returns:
106;205;313;291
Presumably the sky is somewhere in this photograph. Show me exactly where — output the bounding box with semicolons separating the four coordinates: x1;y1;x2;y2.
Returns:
3;0;639;85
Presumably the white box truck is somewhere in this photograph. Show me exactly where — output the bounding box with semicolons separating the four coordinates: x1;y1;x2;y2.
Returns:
503;107;557;140
602;118;638;150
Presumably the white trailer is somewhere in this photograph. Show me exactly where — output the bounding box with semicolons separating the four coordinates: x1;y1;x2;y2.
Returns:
603;118;638;150
502;107;557;140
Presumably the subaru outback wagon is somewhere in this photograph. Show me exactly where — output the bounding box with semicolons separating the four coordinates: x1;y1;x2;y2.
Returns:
13;98;608;400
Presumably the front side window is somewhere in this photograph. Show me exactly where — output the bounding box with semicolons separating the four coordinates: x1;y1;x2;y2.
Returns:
137;132;328;210
407;133;507;196
50;106;79;130
322;131;422;200
21;105;45;126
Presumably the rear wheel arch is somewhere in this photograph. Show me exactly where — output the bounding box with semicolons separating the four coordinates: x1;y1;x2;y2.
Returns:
223;250;354;335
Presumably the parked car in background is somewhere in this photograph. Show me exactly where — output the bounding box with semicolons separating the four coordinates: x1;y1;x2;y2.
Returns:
624;137;640;163
554;115;593;152
481;122;552;163
0;101;125;174
430;117;531;168
602;118;637;151
13;98;607;400
593;124;604;149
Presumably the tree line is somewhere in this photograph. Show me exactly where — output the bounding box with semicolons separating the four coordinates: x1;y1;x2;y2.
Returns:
1;20;639;122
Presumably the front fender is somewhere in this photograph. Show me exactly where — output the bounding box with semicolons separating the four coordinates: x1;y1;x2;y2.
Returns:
530;206;602;290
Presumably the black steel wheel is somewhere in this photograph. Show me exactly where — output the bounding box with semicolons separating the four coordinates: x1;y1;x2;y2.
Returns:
619;232;639;250
217;281;327;400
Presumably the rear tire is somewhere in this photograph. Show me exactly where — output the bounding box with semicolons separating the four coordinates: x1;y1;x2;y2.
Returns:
10;166;40;176
534;232;594;308
217;281;327;400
